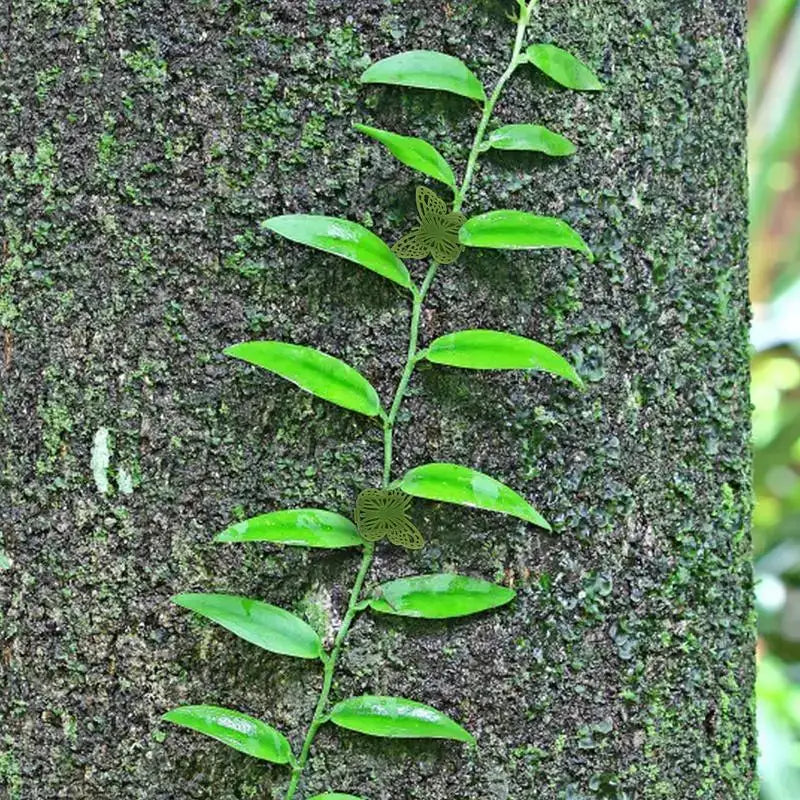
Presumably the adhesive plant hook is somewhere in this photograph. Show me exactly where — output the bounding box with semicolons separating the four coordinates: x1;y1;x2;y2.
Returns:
393;186;467;265
355;488;425;550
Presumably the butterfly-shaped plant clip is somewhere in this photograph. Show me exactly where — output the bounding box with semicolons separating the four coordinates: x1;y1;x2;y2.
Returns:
393;186;467;265
355;488;424;550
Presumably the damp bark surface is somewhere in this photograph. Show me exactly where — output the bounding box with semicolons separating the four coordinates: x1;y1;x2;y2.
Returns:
0;1;754;799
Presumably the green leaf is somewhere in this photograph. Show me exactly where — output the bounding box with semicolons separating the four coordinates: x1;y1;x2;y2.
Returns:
459;210;593;260
526;43;603;91
354;124;456;188
225;341;382;418
483;124;576;156
307;795;365;800
162;705;292;764
330;695;475;743
399;463;550;530
215;509;362;549
368;573;515;619
262;215;411;289
172;593;323;660
425;329;582;386
360;50;486;102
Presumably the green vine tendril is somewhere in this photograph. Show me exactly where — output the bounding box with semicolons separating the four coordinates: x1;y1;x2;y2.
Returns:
285;4;541;797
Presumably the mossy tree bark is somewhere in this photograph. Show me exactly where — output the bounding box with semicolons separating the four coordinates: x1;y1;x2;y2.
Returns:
0;1;753;799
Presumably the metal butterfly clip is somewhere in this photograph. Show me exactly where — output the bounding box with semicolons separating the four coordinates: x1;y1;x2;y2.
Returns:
392;186;466;265
354;488;425;551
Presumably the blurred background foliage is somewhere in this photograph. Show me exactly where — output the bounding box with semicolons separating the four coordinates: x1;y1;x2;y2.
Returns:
750;0;800;796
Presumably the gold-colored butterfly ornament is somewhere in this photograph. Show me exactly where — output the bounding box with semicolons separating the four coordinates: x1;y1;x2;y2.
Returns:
392;186;467;265
354;488;425;550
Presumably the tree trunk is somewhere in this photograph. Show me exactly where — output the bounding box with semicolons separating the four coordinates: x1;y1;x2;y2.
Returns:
0;1;754;799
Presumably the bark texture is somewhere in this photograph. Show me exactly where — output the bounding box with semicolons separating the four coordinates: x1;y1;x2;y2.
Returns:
0;1;753;799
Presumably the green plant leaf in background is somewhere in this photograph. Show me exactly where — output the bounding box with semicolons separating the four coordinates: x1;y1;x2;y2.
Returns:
215;509;362;549
262;215;411;289
162;705;293;764
368;573;515;618
459;209;593;260
360;50;486;102
225;341;382;418
399;462;550;529
526;43;603;91
329;695;475;742
482;124;576;156
172;593;323;660
424;329;582;386
354;124;456;188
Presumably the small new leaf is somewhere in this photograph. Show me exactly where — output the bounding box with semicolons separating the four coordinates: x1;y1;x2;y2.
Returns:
162;705;292;764
225;341;383;418
360;50;486;102
330;695;475;742
172;593;323;660
354;124;456;188
526;43;603;91
399;462;550;529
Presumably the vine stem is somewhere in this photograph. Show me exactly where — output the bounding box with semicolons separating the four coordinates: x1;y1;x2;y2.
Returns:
282;6;536;797
453;0;538;212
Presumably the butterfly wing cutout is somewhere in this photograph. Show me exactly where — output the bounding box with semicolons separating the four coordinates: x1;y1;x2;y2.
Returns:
383;489;413;514
393;227;431;260
355;488;389;542
431;236;463;265
442;211;467;234
416;185;448;225
386;518;425;551
430;212;466;265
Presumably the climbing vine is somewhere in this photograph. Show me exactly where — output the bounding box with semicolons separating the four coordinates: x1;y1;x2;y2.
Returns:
162;2;602;798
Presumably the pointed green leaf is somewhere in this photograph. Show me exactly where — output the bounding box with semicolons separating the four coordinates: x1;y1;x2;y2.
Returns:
368;573;515;619
172;593;323;660
215;509;362;549
526;43;603;91
354;124;456;188
262;215;411;289
399;463;550;530
307;795;365;800
425;329;582;386
360;50;486;102
162;705;292;764
483;124;576;156
330;695;475;743
225;341;382;418
459;210;593;260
